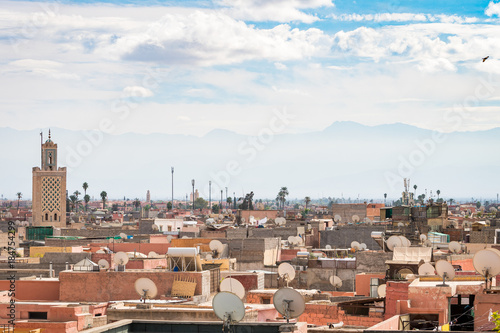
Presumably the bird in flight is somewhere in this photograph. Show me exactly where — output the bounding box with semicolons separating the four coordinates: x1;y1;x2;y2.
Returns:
482;56;489;62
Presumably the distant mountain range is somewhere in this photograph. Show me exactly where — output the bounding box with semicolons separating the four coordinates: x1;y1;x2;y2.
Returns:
2;122;500;201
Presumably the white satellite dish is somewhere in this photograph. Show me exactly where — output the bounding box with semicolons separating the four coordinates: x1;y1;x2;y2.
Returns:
167;235;173;243
386;235;402;251
218;214;224;220
241;217;246;223
96;249;105;254
209;240;224;258
151;224;159;231
275;217;286;226
325;245;332;249
472;249;500;285
98;259;110;269
120;232;128;239
377;284;386;298
359;243;367;251
134;278;158;301
148;251;159;258
350;241;360;250
397;222;405;228
114;252;129;266
435;260;455;286
220;278;245;300
423;240;433;247
293;236;302;245
212;292;245;328
206;253;213;260
418;263;435;276
334;214;342;223
419;234;427;242
273;288;306;323
352;215;360;223
329;275;342;289
449;241;461;254
278;263;296;285
399;236;411;247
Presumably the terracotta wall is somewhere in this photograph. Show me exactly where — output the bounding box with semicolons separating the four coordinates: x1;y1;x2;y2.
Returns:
89;242;171;255
0;280;59;301
59;270;210;302
384;281;409;319
355;273;385;296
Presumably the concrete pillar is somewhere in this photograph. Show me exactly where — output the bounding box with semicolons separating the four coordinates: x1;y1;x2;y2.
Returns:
49;262;53;278
65;262;69;271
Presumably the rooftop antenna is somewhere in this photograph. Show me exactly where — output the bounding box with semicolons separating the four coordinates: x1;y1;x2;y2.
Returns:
472;248;500;289
134;277;158;304
273;288;306;325
220;278;245;300
278;263;296;287
435;260;455;287
212;291;245;333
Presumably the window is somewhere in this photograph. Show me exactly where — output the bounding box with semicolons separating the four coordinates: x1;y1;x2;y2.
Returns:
54;213;57;221
45;213;48;221
28;312;48;320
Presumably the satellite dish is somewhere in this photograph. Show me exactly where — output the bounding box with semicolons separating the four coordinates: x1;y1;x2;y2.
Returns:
424;240;433;247
386;236;403;251
167;235;173;243
114;252;129;266
241;217;246;223
419;234;427;242
293;236;302;245
278;263;296;286
134;278;158;302
212;291;245;328
120;232;128;239
359;243;367;251
334;214;342;223
472;249;500;284
151;224;159;231
275;217;286;226
329;275;342;288
98;259;110;269
218;214;224;220
350;241;360;250
352;215;360;223
377;284;386;298
449;241;461;254
148;251;159;258
220;278;245;300
206;254;213;260
209;240;224;258
96;249;105;254
398;236;411;247
273;288;305;323
325;245;332;249
418;262;436;276
435;260;455;286
397;222;405;228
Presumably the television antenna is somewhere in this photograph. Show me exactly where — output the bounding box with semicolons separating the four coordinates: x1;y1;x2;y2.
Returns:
472;248;500;289
212;291;245;332
98;259;110;270
435;260;455;287
329;275;342;291
278;263;296;287
377;284;386;298
418;263;435;276
134;278;158;303
209;240;224;258
449;241;461;254
273;288;305;324
220;278;245;300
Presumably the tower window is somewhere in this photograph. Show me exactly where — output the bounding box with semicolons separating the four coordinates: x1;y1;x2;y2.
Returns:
45;213;48;221
54;213;57;221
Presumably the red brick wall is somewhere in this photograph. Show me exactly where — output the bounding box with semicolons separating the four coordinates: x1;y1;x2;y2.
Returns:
59;271;208;302
355;273;385;296
298;303;383;327
384;281;410;319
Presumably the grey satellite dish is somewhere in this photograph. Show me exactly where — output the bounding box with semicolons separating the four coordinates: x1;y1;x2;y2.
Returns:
397;222;405;228
359;243;367;251
241;217;246;223
96;249;105;254
334;214;342;223
350;241;360;250
435;260;455;286
134;277;158;302
151;224;159;231
377;284;386;297
419;234;427;242
209;240;224;258
273;288;306;324
98;259;110;270
206;253;213;260
418;263;435;276
473;249;500;287
352;215;360;223
398;236;411;247
278;263;296;286
114;252;129;266
449;241;461;254
220;278;245;300
325;245;332;249
212;291;245;329
120;232;128;239
329;275;342;289
424;240;433;247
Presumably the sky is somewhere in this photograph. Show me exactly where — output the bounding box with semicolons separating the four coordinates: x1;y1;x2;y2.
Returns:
2;0;500;200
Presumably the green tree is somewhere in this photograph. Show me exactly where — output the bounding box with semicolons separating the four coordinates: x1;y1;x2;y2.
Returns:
194;197;208;210
84;194;90;210
413;184;417;194
100;191;107;209
74;190;81;212
16;192;22;210
133;198;141;211
436;189;440;199
277;187;289;210
294;203;300;209
212;204;220;214
82;182;89;211
384;193;387;205
304;196;311;210
449;198;454;205
167;201;172;211
226;197;232;208
476;201;481;209
69;195;78;212
492;311;500;332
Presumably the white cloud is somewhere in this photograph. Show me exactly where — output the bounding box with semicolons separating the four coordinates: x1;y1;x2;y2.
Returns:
6;59;80;80
485;1;500;16
330;13;477;23
218;0;333;23
274;62;288;70
122;86;154;98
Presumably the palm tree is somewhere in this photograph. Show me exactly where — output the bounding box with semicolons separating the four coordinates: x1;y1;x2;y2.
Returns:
100;191;107;209
226;197;232;208
384;193;387;205
69;195;78;212
133;198;141;211
413;184;417;195
278;187;289;210
82;182;88;210
73;190;81;212
436;189;441;199
16;192;22;210
84;194;90;211
304;196;311;210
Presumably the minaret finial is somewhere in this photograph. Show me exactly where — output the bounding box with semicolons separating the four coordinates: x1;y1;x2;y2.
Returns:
49;129;51;140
